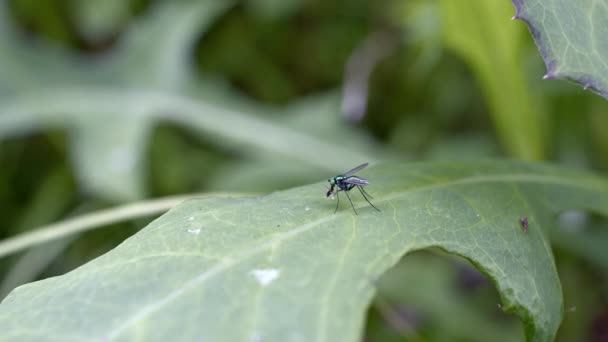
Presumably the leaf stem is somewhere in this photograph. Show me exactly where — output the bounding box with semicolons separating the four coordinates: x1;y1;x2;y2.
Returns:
0;193;251;259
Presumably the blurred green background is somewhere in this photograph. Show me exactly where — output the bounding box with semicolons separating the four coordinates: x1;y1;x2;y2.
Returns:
0;0;607;340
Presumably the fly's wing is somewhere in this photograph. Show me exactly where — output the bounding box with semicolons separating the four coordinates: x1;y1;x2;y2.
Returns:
342;163;369;177
342;176;370;186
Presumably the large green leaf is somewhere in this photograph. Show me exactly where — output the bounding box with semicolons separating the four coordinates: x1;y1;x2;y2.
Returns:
1;161;607;341
512;0;608;98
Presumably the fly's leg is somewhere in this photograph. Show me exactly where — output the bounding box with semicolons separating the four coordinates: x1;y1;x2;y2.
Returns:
357;186;380;212
344;190;358;215
360;186;374;199
334;190;340;213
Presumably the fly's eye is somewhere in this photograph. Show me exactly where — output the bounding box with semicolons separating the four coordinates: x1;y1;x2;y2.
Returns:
328;179;334;185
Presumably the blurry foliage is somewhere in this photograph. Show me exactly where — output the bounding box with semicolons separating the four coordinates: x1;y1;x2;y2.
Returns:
367;250;523;342
440;0;547;161
197;1;378;104
0;0;607;340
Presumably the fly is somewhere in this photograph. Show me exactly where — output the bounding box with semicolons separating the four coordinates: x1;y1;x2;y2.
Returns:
326;163;380;215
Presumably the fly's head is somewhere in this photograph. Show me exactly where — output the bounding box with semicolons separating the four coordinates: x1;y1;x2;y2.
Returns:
326;178;336;198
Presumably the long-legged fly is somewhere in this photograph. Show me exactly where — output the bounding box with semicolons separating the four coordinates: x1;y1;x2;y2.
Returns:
326;163;380;215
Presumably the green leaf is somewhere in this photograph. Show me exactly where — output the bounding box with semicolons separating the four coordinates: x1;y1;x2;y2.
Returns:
69;114;152;201
513;0;608;98
71;0;134;43
440;0;547;160
0;1;233;201
2;161;607;341
0;0;382;201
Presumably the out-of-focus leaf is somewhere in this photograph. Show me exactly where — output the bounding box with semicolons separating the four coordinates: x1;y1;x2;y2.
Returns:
207;158;327;192
397;0;443;79
440;0;547;160
0;1;232;201
425;134;499;160
278;92;387;161
72;0;133;43
69;114;151;201
206;93;389;192
0;0;379;201
512;0;608;99
2;161;608;341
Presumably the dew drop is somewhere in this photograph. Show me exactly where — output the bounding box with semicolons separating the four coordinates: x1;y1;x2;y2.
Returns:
304;206;311;211
188;216;194;221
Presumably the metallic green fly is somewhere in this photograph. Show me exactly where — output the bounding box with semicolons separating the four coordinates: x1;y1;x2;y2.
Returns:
326;163;380;215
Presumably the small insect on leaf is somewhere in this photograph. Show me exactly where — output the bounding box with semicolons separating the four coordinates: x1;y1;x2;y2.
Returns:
519;216;528;233
325;163;380;215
